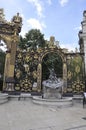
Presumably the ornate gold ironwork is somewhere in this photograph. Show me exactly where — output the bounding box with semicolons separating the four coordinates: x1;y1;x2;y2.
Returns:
66;54;84;93
14;44;66;92
1;9;84;94
32;70;37;80
67;71;72;80
72;80;85;93
20;76;32;92
75;65;80;73
14;42;85;94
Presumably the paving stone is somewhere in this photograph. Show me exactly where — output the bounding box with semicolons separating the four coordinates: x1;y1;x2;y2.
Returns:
0;100;86;130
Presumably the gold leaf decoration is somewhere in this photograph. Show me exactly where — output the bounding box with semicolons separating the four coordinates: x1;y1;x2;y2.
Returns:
75;65;80;73
67;71;72;80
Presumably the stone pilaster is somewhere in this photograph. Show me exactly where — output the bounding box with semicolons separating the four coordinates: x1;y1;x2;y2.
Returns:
79;34;86;73
79;10;86;74
37;63;42;92
63;62;67;92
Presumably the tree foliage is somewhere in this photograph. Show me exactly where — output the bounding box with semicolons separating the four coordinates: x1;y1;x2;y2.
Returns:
19;29;46;50
42;53;63;80
19;29;63;81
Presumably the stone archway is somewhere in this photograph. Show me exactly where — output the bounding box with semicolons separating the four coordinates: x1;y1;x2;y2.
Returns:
37;47;67;93
0;9;22;91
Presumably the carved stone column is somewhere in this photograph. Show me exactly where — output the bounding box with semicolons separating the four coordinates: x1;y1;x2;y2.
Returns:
10;36;19;77
63;62;67;92
0;10;22;91
79;11;86;76
3;35;19;91
3;50;11;90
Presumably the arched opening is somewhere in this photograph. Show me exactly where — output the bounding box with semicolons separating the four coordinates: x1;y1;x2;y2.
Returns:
42;52;63;89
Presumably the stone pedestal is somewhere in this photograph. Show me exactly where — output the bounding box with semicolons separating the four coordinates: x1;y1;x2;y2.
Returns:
43;86;62;99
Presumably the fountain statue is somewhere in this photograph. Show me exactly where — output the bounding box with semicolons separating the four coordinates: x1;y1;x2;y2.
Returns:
32;68;73;107
42;68;64;99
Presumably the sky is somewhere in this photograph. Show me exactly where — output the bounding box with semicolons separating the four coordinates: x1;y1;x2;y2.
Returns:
0;0;86;51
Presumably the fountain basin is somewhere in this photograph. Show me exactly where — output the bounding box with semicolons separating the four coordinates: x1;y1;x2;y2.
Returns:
32;96;73;108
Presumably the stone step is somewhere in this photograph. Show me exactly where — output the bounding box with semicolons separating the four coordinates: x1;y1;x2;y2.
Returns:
32;96;73;108
0;93;9;104
9;93;31;100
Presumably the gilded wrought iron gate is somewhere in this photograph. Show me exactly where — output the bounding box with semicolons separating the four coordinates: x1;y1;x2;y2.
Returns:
14;46;85;94
66;53;85;94
14;48;39;92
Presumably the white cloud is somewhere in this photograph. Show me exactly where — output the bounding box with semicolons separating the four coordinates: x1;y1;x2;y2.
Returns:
19;13;28;37
60;43;78;52
59;0;69;7
74;26;82;31
47;0;52;5
20;13;25;20
20;29;27;37
27;0;43;17
27;18;46;31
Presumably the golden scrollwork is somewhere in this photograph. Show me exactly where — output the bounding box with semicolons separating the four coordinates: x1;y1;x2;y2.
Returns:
75;65;80;73
17;53;22;58
72;80;85;93
67;71;72;80
37;48;43;53
15;84;20;91
32;70;37;79
24;64;30;72
34;54;38;59
20;77;32;91
15;69;21;79
24;55;31;62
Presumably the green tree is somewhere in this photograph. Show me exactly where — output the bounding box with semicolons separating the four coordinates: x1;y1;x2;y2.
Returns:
19;29;46;50
19;36;27;49
42;52;63;80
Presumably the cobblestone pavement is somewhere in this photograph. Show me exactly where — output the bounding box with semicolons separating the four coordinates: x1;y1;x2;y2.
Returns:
0;99;86;130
